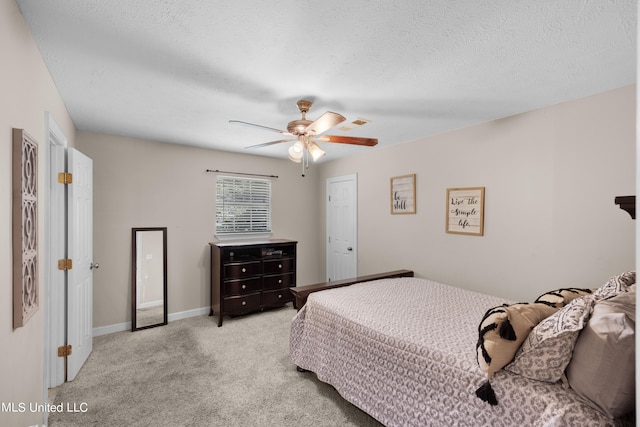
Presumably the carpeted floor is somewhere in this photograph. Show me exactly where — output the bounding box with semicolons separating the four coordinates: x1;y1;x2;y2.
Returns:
48;304;383;426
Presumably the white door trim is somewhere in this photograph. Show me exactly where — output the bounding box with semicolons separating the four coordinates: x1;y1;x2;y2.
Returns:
44;112;67;425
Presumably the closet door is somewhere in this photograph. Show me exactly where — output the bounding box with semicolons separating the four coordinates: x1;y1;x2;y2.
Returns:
326;174;357;282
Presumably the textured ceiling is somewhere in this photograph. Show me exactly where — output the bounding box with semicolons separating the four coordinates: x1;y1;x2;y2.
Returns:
15;0;637;162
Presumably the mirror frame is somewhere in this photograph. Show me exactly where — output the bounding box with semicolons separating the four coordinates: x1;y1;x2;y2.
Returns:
131;227;168;331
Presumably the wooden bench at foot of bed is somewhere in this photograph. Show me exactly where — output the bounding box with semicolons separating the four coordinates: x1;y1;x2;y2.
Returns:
290;269;414;310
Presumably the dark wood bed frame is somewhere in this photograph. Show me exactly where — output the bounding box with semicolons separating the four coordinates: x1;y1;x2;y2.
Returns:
615;195;635;219
290;269;414;310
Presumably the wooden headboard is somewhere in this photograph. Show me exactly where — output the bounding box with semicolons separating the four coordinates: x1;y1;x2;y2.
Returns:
615;195;635;219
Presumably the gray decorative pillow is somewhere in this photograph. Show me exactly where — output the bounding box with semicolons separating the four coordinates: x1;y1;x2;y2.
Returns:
505;294;595;382
593;271;635;301
565;287;635;419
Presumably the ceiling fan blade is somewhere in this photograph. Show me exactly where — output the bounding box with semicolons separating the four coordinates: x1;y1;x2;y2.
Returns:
317;135;378;147
245;138;294;149
304;112;346;135
230;120;291;135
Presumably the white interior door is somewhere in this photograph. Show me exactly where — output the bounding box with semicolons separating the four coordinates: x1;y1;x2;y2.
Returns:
326;174;357;281
66;148;93;381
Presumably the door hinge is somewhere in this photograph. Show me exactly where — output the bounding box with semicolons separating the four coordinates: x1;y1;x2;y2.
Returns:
58;172;73;184
57;345;72;357
58;258;73;271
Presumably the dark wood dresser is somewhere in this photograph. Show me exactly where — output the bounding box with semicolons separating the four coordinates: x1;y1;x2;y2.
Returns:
209;239;297;326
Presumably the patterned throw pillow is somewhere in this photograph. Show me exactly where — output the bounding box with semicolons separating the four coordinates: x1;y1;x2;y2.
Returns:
475;302;557;405
593;271;635;301
535;287;593;308
505;294;595;382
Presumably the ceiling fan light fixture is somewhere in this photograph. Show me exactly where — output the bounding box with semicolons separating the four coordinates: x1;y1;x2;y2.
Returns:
288;148;303;163
307;140;326;161
288;139;304;163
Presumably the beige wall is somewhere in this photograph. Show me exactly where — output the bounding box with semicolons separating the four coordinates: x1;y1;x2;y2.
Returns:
319;85;636;301
81;85;636;331
1;0;76;426
75;132;324;328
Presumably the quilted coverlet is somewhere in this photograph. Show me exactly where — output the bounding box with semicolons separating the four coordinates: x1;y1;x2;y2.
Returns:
290;277;629;426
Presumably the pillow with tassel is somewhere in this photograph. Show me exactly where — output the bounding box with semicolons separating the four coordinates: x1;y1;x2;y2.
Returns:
475;302;557;405
534;287;593;308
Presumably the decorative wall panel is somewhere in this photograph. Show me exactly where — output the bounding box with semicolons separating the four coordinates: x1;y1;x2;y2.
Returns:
13;128;38;328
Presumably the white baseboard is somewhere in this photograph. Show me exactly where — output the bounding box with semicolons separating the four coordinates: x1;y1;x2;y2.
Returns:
93;321;131;337
168;306;210;322
92;306;211;337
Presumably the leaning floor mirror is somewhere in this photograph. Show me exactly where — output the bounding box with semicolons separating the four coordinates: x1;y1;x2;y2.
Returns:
132;227;168;331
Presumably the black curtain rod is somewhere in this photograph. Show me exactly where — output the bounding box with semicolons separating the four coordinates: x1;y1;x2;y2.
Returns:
205;169;279;179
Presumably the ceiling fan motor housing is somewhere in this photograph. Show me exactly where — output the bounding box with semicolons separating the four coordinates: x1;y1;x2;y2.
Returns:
287;119;312;135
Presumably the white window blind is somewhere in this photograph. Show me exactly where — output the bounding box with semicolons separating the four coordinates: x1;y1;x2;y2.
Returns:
216;176;271;235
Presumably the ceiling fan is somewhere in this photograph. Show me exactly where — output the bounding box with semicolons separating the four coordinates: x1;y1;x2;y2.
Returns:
229;99;378;169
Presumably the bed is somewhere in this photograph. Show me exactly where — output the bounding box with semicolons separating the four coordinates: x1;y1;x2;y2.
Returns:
290;275;635;426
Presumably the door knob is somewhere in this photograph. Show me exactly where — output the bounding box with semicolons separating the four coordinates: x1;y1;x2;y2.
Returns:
90;262;100;270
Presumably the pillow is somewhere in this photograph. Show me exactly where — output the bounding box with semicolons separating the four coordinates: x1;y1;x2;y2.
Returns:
565;287;635;419
534;287;593;308
475;302;557;405
592;271;635;301
505;294;595;382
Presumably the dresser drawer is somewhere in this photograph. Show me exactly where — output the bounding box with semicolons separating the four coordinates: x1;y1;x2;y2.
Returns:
263;257;295;274
262;273;294;290
224;278;261;296
224;261;261;279
262;289;293;306
224;293;261;314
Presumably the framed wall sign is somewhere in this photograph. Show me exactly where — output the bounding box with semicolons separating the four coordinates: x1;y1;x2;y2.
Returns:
391;174;416;214
446;187;485;236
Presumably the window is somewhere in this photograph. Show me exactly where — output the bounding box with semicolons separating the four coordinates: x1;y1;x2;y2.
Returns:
216;175;271;235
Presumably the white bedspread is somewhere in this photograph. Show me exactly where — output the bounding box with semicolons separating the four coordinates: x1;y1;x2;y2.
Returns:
290;277;631;426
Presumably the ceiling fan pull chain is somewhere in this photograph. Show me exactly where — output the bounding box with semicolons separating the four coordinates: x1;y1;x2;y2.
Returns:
301;149;309;177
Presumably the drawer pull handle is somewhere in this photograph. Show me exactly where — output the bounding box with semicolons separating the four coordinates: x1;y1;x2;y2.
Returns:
278;279;282;284
242;268;246;273
241;284;246;289
278;294;282;299
241;301;246;306
278;264;282;269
